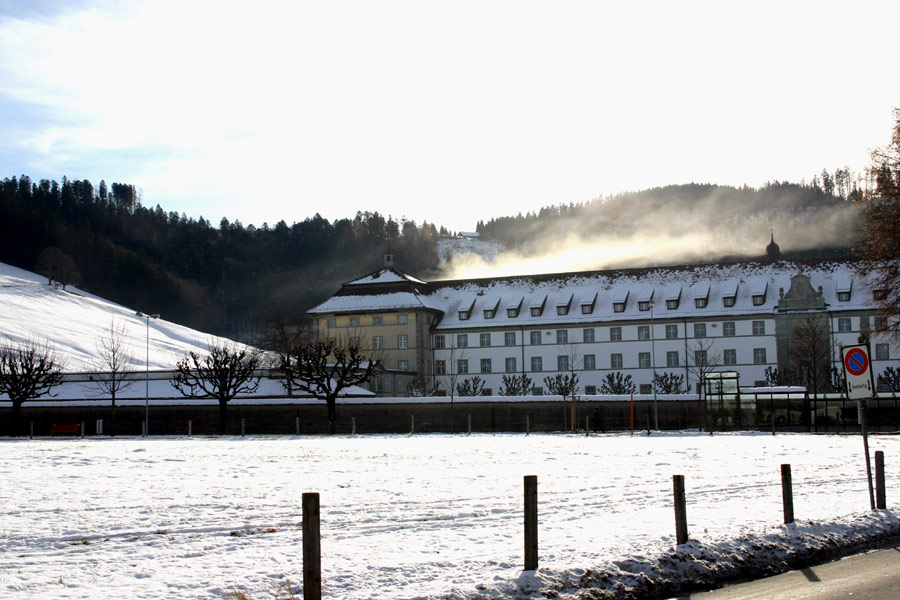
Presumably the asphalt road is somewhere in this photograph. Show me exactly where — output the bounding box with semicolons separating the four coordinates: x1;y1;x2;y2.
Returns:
675;546;900;600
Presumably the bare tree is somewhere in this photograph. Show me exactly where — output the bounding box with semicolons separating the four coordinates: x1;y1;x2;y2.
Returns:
34;247;81;290
89;320;137;435
457;376;486;397
688;338;722;393
0;340;64;436
172;343;262;434
280;337;379;434
789;315;832;394
500;373;533;396
599;372;635;395
653;371;685;394
878;366;900;392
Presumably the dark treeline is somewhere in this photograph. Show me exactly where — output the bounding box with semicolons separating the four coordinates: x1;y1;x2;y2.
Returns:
475;177;859;256
0;175;446;340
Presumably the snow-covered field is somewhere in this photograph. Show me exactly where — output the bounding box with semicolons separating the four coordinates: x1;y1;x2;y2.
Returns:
1;432;898;600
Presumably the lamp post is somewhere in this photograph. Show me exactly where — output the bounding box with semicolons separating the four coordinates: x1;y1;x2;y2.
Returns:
136;312;160;436
649;300;658;430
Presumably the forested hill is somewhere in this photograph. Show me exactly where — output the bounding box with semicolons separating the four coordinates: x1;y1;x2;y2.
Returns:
1;176;858;341
0;175;445;340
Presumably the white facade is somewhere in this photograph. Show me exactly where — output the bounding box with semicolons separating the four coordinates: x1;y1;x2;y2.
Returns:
310;258;898;396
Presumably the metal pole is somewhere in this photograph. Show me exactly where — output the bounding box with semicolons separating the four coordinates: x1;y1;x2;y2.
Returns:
650;301;658;430
136;312;159;437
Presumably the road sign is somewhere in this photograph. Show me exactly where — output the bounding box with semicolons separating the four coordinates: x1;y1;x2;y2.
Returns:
842;344;874;400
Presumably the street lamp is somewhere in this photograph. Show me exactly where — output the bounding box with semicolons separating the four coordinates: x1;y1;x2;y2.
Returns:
649;300;658;430
136;311;160;436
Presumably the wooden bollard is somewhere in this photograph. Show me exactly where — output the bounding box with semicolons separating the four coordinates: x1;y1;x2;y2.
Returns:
302;492;322;600
81;421;85;439
875;451;886;509
781;464;794;523
585;416;590;437
467;415;472;435
526;415;530;436
188;419;192;437
351;417;357;435
29;421;33;439
410;415;415;435
673;474;688;545
524;475;538;570
142;420;147;438
241;418;246;437
296;416;300;435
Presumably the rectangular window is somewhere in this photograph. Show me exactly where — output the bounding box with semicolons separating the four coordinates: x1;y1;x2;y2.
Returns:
372;316;383;326
457;334;468;348
695;297;708;308
723;349;737;366
435;360;446;375
434;335;445;349
507;308;519;318
326;318;336;328
876;317;888;331
349;316;359;327
480;333;491;347
752;320;765;336
484;309;495;319
459;310;470;321
531;356;543;372
557;355;569;371
638;325;650;341
753;348;767;364
723;296;736;307
694;323;706;338
530;306;542;316
611;353;623;369
532;386;544;396
584;354;596;370
398;359;409;371
640;384;652;394
639;352;651;368
876;343;890;360
530;331;542;345
481;358;492;373
557;305;569;315
837;291;851;302
667;351;679;368
838;318;852;333
874;289;888;300
638;301;650;311
613;302;625;313
666;299;679;310
505;357;517;372
398;335;408;349
610;327;622;342
585;385;597;395
723;321;736;337
504;331;516;346
752;294;765;306
581;304;593;314
372;336;383;350
458;359;469;374
583;328;595;343
694;350;707;367
398;314;408;324
666;324;678;340
556;329;568;344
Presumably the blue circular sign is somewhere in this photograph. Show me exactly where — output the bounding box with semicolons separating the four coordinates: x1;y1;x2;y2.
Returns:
844;348;869;377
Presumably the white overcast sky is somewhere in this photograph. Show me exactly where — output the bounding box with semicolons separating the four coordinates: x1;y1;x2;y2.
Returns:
1;0;898;233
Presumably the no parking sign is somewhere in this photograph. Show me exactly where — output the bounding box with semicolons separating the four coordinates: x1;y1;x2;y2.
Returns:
841;344;874;400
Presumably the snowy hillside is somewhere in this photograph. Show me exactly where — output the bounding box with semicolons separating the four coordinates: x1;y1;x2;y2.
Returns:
0;262;243;371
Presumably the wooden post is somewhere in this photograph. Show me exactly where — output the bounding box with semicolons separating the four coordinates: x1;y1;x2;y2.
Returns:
781;464;794;524
241;418;246;437
302;492;322;600
351;417;357;435
410;415;415;435
142;420;147;438
467;414;472;435
673;474;688;545
296;416;300;435
524;475;538;570
570;397;576;433
585;415;590;437
526;415;530;436
29;421;33;439
81;421;85;439
96;419;103;435
875;451;886;509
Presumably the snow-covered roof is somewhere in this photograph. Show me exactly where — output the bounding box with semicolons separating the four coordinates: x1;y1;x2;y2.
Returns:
345;268;427;286
308;292;440;314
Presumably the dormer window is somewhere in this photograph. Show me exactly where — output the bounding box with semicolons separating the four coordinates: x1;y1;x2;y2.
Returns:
723;296;736;307
581;304;592;314
874;289;888;301
530;307;542;317
484;309;495;319
507;308;519;318
638;301;650;311
837;291;850;302
752;293;765;306
695;298;708;309
459;310;470;320
666;299;679;310
613;302;625;313
557;305;569;316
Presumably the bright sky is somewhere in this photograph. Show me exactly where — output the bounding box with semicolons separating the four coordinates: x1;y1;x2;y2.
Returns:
1;1;898;233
